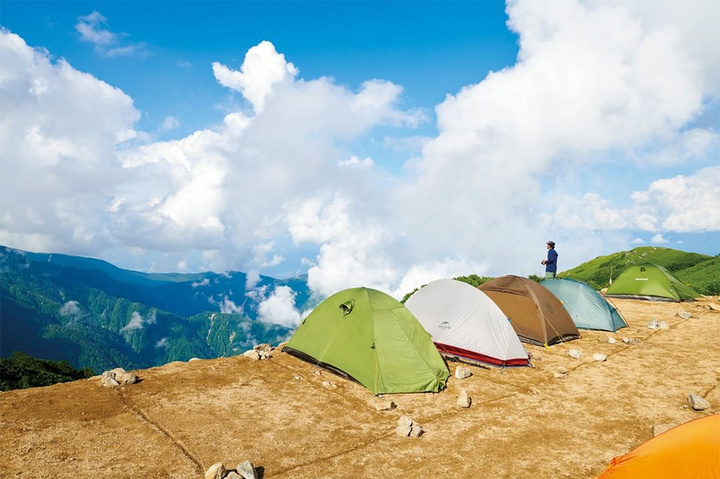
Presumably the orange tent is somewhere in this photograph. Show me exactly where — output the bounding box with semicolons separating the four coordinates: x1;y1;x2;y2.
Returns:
598;415;720;478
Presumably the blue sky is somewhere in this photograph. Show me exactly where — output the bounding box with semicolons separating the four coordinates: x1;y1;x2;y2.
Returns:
1;1;718;304
2;1;518;143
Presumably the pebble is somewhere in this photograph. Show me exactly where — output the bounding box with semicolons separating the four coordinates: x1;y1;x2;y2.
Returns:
676;311;692;319
568;349;582;359
205;463;226;479
647;320;659;329
375;401;395;411
454;366;472;379
651;424;675;437
243;350;260;361
687;394;710;411
237;460;258;479
659;321;669;330
592;353;607;362
457;390;471;408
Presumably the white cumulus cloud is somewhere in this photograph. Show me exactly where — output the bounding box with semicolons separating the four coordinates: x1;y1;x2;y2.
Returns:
257;285;302;327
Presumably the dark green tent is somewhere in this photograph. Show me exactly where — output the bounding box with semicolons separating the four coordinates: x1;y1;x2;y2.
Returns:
605;263;700;302
284;287;450;395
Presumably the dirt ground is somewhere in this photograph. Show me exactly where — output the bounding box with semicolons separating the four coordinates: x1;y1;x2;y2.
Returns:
1;297;719;479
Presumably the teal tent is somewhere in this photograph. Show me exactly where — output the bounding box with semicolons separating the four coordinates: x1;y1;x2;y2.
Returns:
541;278;627;332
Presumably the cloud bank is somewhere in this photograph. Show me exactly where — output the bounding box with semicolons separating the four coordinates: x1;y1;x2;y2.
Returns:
1;0;718;302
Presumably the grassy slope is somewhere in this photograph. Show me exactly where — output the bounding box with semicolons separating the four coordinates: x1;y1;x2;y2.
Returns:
560;246;717;293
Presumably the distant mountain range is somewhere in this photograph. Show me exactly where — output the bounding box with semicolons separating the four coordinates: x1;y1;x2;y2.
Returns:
560;246;719;294
0;245;312;373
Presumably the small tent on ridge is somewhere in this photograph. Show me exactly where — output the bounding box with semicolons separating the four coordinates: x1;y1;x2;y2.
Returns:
541;278;627;332
597;415;720;478
283;287;450;395
478;275;580;346
404;279;529;367
605;263;700;302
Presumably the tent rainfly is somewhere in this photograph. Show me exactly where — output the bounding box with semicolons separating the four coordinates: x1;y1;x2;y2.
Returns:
597;415;720;478
479;275;580;346
541;278;627;332
283;287;450;395
605;263;701;302
404;279;529;367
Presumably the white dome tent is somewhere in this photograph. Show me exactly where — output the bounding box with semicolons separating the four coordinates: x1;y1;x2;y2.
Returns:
405;279;530;367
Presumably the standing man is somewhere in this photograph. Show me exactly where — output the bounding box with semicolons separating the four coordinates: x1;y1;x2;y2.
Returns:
541;241;558;279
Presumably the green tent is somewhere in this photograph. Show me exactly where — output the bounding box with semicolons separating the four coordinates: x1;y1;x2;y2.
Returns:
541;278;627;332
284;287;450;395
605;263;700;302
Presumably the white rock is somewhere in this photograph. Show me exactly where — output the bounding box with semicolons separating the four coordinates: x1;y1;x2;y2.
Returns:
398;415;413;428
409;424;424;438
647;320;659;329
189;358;201;362
395;424;412;437
592;353;607;362
293;375;302;381
205;462;226;479
226;473;241;479
102;376;120;387
243;350;260;361
707;303;720;311
568;349;582;359
556;366;568;374
375;401;395;411
659;321;669;330
237;460;258;479
651;424;675;437
676;311;692;319
454;366;472;379
687;394;711;411
457;390;471;408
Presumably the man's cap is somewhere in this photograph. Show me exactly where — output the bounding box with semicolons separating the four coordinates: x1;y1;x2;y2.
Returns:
547;241;555;247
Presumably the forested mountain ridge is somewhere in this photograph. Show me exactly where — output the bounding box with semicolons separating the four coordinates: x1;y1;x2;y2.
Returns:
0;245;310;373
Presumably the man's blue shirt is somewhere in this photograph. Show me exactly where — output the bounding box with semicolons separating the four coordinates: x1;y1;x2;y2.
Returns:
546;249;558;273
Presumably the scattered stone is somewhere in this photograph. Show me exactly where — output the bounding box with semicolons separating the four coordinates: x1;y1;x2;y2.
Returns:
100;368;137;387
243;350;260;361
592;353;607;362
375;400;395;411
647;320;659;329
293;375;302;381
707;303;720;311
189;357;201;362
253;343;271;352
321;381;337;389
205;462;226;479
553;372;568;379
454;366;472;379
237;460;258;479
600;288;608;295
556;366;568;374
622;338;639;344
687;394;711;411
607;337;617;344
659;321;669;330
226;473;241;479
457;390;471;408
313;370;322;375
676;311;692;319
396;415;413;437
410;423;424;438
651;424;675;437
568;349;582;359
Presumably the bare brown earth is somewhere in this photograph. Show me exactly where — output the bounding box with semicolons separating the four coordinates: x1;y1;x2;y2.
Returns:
2;298;719;479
